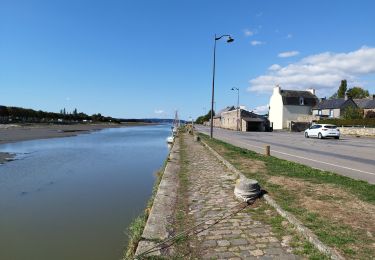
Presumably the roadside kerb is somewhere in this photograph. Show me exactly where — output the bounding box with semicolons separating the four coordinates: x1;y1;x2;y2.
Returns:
134;138;180;257
200;139;345;260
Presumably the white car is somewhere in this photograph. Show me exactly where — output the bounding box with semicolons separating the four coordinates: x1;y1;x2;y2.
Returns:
304;124;340;139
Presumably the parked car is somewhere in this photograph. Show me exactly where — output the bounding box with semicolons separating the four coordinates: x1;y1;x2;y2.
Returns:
304;124;340;139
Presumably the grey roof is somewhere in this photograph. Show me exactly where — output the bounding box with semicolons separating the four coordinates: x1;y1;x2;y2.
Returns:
221;108;267;121
313;98;357;109
280;90;318;106
354;98;375;109
240;109;262;118
213;106;235;118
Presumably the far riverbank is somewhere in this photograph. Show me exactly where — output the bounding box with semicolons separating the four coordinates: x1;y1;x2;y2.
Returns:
0;122;156;164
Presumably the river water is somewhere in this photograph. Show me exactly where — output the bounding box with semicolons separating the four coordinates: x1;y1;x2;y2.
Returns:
0;125;170;260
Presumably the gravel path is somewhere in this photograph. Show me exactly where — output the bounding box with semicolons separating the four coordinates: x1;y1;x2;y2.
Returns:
184;134;299;259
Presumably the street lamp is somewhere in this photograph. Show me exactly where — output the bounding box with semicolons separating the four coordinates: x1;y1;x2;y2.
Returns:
231;87;240;131
210;34;234;138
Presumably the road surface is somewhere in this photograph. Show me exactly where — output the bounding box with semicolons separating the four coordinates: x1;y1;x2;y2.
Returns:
196;126;375;184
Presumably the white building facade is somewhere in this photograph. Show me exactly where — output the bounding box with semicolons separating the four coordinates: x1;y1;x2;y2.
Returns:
269;86;318;130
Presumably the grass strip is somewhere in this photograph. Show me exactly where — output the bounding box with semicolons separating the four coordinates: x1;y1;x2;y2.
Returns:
198;133;374;203
199;132;375;259
170;133;200;258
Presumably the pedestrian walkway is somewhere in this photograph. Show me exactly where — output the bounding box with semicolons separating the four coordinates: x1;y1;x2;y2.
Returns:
183;134;299;259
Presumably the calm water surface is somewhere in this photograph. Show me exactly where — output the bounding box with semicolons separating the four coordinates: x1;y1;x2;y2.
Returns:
0;125;170;260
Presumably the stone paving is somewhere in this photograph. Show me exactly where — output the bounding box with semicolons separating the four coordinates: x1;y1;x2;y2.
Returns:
184;134;300;259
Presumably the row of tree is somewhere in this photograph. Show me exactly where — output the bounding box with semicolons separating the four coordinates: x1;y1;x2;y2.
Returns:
195;110;215;124
0;106;120;124
331;80;370;99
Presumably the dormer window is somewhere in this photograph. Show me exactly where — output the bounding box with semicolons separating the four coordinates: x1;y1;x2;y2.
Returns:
299;97;304;105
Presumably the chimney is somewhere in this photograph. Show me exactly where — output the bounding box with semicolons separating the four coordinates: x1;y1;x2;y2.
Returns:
274;85;281;94
306;88;315;95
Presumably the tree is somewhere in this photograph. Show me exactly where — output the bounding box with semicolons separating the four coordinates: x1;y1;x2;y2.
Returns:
195;110;215;124
337;80;347;98
342;106;363;119
346;87;370;99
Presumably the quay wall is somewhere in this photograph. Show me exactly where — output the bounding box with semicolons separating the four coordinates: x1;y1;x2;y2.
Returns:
134;138;180;257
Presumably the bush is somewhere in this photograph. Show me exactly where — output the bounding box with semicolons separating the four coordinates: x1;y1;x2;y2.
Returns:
365;110;375;119
342;106;363;120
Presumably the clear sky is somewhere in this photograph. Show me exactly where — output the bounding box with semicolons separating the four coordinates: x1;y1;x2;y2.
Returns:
1;0;375;119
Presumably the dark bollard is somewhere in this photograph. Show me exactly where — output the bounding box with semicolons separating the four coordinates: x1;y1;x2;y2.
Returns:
265;145;270;156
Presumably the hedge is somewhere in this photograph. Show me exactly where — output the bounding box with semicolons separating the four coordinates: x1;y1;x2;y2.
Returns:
318;118;375;127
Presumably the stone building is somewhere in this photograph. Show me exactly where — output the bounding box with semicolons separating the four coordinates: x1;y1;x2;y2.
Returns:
212;106;235;128
221;109;271;132
354;96;375;117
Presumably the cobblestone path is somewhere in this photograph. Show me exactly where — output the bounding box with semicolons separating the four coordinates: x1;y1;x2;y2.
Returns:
184;134;299;259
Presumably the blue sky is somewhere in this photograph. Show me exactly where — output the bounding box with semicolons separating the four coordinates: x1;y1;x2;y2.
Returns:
1;0;375;119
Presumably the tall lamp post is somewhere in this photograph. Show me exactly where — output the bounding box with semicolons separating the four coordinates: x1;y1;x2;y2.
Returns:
231;87;240;131
210;34;234;138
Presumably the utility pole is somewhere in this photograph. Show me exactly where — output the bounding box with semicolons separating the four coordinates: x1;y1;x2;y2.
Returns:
231;87;240;131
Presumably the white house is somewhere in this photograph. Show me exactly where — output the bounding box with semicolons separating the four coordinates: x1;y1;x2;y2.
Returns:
269;85;318;130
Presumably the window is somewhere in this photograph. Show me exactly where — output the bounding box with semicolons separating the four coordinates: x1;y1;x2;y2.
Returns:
329;109;334;118
299;97;304;105
311;125;321;129
318;110;322;115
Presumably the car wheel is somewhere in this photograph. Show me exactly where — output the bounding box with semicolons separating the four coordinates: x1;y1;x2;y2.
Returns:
305;132;309;138
318;133;323;139
335;136;339;139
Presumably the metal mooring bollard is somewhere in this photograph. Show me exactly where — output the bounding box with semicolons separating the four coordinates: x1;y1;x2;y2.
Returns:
265;145;270;156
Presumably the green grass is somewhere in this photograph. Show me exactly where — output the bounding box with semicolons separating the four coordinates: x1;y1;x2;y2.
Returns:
198;133;375;259
248;203;329;259
169;135;200;258
199;133;375;203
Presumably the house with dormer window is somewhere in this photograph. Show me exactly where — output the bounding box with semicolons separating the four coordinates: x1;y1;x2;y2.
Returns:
312;97;357;118
269;85;319;130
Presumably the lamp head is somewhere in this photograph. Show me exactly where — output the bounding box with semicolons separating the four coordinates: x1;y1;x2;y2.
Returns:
227;36;234;43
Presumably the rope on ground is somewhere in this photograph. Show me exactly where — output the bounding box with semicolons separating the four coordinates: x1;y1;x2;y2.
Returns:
134;199;256;259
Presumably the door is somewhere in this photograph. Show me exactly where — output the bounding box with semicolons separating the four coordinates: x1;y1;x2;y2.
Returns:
309;125;321;137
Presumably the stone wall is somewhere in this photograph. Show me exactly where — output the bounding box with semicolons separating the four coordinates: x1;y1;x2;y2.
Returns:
135;139;180;256
338;127;375;136
221;110;240;130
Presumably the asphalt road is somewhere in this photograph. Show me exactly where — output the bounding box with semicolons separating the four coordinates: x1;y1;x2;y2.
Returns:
196;126;375;184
